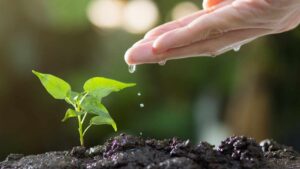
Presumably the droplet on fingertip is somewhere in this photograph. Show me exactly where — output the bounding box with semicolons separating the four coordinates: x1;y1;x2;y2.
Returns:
158;60;166;66
128;65;136;73
233;45;241;52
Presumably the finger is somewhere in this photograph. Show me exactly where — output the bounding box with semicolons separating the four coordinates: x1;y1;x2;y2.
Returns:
125;28;270;65
131;11;208;49
158;28;270;60
152;4;249;54
144;0;234;40
125;41;155;65
144;10;207;39
132;36;156;47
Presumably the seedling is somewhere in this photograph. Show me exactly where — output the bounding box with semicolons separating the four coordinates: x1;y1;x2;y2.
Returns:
32;70;135;146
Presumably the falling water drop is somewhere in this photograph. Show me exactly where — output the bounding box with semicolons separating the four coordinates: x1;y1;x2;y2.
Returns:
233;45;241;52
139;132;143;136
139;103;145;108
137;92;141;96
158;60;166;66
128;64;136;73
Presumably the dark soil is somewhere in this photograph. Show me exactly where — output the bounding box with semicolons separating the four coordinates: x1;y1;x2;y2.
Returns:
1;134;299;169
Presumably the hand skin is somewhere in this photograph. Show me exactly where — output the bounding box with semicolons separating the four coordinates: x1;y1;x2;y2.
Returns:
125;0;300;65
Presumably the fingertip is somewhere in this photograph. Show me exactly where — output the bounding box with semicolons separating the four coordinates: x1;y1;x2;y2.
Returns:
151;45;159;54
125;42;158;65
144;31;155;39
152;28;186;54
124;48;134;65
125;41;153;65
152;37;167;54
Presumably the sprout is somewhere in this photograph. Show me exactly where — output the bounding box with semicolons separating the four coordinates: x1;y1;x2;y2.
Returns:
32;70;135;146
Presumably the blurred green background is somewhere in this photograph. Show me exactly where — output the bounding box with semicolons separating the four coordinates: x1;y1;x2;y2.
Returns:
0;0;300;160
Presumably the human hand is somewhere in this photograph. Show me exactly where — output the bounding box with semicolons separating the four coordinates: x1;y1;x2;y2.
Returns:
125;0;300;65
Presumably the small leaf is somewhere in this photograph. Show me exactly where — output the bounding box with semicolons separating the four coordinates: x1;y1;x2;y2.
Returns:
32;70;71;99
62;109;77;122
83;77;135;99
80;96;109;116
90;116;117;131
62;109;84;122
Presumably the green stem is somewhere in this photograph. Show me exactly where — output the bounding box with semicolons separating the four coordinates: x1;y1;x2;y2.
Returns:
65;97;76;108
79;92;88;105
81;112;88;125
83;124;92;136
77;116;84;146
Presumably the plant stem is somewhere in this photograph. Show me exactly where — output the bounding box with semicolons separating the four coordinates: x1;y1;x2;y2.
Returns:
83;124;92;136
79;92;88;105
77;115;84;146
81;112;88;124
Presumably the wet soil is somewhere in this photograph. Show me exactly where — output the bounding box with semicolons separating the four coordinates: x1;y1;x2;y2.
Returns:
0;134;299;169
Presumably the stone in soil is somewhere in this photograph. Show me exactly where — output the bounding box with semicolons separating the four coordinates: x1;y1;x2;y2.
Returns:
0;134;299;169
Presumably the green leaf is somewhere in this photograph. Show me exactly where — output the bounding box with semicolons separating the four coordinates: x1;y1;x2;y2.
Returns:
80;96;109;116
32;70;71;99
83;77;135;99
62;109;77;122
90;116;117;131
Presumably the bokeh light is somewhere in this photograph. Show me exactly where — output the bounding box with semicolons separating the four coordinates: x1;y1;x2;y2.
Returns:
87;0;124;29
122;0;159;34
171;2;199;20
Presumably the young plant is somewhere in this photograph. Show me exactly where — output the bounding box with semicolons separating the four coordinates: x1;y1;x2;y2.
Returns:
32;70;135;146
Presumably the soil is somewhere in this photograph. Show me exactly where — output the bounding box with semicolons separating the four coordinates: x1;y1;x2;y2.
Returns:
0;133;299;169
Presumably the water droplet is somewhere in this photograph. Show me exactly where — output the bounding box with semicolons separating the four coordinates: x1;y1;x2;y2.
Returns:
139;103;144;108
137;92;141;96
128;65;136;73
233;45;241;52
139;132;143;136
158;60;166;66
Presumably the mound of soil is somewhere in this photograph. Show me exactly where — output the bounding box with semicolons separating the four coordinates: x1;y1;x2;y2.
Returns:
0;134;299;169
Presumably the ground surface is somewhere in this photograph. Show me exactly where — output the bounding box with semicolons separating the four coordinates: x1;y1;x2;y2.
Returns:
0;134;299;169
